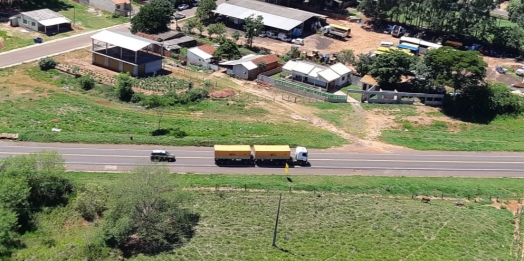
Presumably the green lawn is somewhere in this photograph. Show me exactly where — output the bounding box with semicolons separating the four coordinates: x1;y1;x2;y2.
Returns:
307;102;366;138
0;67;346;148
0;0;128;52
12;172;521;261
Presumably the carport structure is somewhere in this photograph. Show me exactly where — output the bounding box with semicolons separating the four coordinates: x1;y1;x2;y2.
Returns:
90;30;163;76
213;0;326;35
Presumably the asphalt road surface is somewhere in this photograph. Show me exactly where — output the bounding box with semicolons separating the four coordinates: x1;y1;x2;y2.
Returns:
0;24;130;69
2;141;524;177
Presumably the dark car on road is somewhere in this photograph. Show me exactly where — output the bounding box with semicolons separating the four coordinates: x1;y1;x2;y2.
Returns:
150;150;176;162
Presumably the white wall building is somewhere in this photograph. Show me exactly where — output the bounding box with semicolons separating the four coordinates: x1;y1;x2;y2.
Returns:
282;60;352;90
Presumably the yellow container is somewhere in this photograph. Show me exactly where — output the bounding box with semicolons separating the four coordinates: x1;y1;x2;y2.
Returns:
253;145;291;159
214;145;252;159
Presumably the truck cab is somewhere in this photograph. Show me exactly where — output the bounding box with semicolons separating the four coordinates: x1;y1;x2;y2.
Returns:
294;146;309;166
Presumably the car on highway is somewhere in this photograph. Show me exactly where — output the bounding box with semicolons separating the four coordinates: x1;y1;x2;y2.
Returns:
150;150;176;162
174;12;186;19
178;4;189;10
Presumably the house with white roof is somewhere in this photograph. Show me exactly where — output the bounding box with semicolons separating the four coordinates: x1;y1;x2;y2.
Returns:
187;44;218;70
282;60;352;90
9;9;71;34
219;54;279;80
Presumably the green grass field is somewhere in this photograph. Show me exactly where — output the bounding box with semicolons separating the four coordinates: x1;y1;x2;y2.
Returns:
0;0;128;52
11;173;521;261
0;67;346;148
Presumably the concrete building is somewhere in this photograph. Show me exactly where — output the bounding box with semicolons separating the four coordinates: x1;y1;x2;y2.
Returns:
187;45;218;70
90;30;163;76
78;0;133;17
219;54;279;80
135;31;197;55
9;9;71;34
282;60;352;91
213;0;327;36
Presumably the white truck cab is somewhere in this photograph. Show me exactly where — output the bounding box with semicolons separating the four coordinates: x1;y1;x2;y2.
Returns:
294;146;309;166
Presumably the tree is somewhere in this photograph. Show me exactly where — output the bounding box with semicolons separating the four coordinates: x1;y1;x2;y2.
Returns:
130;3;171;34
183;17;198;34
103;165;199;257
149;0;174;13
257;61;267;72
195;0;217;20
74;184;109;222
213;39;241;60
353;53;375;76
243;14;264;48
206;23;227;39
425;47;487;92
368;50;416;86
115;72;135;102
336;49;356;65
195;20;205;35
141;95;169;130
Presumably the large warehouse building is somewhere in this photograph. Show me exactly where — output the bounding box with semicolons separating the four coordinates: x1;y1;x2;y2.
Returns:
213;0;327;36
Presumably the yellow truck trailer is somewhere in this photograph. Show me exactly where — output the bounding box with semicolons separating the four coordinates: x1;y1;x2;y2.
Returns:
214;145;253;165
213;145;309;166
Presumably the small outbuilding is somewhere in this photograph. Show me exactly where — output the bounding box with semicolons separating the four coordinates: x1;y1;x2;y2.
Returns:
135;31;197;55
187;44;218;70
282;60;352;91
219;54;279;80
10;9;71;34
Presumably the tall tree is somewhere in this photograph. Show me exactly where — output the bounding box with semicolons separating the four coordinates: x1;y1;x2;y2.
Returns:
243;14;264;48
424;47;487;92
213;39;241;60
103;165;199;257
336;49;356;65
206;23;227;39
368;50;416;86
196;0;217;21
130;3;171;34
115;72;135;102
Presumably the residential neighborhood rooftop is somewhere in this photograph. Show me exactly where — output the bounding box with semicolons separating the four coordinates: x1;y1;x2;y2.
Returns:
21;8;65;21
197;44;217;55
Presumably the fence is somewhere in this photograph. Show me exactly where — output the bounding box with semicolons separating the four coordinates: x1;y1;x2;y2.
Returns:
347;89;444;106
274;79;347;103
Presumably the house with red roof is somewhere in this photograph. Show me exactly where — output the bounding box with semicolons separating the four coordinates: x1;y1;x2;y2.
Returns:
219;54;280;80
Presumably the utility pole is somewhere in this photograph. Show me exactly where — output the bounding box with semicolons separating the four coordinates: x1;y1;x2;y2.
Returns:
271;193;282;247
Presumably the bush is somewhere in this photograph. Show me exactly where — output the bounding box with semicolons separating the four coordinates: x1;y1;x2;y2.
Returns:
111;12;121;18
115;73;135;102
77;76;95;91
131;92;146;103
38;57;58;71
28;176;74;208
151;127;187;138
74;184;108;221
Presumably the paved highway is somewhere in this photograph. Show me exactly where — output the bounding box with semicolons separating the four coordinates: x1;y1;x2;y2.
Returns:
2;141;524;177
0;24;130;69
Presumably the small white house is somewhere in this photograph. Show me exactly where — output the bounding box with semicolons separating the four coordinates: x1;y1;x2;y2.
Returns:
282;60;352;91
187;44;218;70
10;9;71;34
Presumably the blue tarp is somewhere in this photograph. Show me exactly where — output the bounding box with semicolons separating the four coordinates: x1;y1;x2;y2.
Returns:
398;43;419;51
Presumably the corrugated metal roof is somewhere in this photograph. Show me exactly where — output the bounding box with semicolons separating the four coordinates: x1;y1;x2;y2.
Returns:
39;17;71;26
214;145;252;152
253;145;290;152
308;67;323;78
293;62;315;74
188;47;213;60
215;3;303;31
223;0;327;20
242;61;258;70
219;54;263;66
329;63;351;75
91;30;160;52
282;60;297;71
318;68;340;82
21;8;65;21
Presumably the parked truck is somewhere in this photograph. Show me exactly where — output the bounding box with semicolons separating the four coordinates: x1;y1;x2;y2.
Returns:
321;24;350;40
213;145;309;166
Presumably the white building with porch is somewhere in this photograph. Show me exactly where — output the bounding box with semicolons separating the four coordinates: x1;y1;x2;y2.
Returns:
282;60;352;91
9;9;71;34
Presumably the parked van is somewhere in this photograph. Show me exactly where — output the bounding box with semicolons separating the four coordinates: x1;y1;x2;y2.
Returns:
380;41;394;47
278;33;291;42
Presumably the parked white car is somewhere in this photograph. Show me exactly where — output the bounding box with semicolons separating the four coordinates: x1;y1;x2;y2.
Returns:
277;33;291;42
267;31;278;39
178;4;189;10
258;31;267;38
291;38;304;45
516;66;524;76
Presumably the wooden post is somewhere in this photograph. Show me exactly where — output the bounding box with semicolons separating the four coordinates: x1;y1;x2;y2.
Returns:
272;193;282;247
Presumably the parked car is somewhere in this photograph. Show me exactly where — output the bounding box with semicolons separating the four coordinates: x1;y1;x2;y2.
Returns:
193;1;199;6
291;38;304;45
267;31;277;39
174;12;186;19
216;14;224;21
150;150;176;162
258;31;267;38
495;66;507;74
277;33;291;42
178;4;189;10
516;66;524;76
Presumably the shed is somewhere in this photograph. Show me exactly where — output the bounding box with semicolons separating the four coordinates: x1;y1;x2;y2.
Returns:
361;74;378;90
187;45;218;70
13;9;71;34
219;54;279;80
